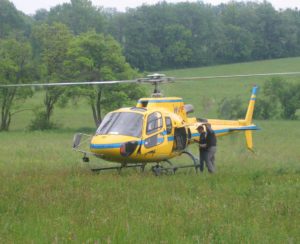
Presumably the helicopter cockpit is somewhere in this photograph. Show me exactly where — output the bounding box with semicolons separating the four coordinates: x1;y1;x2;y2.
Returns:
96;112;143;138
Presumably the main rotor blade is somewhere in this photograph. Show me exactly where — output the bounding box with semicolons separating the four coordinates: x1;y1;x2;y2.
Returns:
0;79;136;88
176;71;300;81
1;71;300;88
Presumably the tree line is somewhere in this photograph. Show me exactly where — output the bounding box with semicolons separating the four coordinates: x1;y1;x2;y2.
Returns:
3;0;300;70
108;1;300;71
1;0;300;131
33;0;300;71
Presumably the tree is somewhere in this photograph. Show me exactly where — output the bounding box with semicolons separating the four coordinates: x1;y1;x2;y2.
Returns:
118;6;164;71
30;23;72;129
43;0;105;35
0;0;31;38
33;9;49;22
253;2;283;59
64;31;145;127
216;24;254;62
172;2;221;66
0;38;33;131
161;24;192;67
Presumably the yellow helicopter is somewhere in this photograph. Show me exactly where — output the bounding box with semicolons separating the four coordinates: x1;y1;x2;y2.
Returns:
71;73;259;174
2;71;299;174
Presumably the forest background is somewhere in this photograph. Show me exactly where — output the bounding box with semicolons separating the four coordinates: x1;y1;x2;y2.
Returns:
1;1;300;242
1;0;300;131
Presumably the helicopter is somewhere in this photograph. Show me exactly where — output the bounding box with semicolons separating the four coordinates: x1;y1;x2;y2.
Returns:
1;71;300;175
71;73;259;174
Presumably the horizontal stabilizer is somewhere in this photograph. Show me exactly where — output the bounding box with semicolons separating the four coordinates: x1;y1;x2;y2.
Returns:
228;126;260;132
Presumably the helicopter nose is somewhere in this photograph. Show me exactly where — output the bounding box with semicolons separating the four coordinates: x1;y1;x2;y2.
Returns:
90;135;140;160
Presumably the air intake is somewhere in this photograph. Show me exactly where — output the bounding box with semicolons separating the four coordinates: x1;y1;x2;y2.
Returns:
184;104;194;114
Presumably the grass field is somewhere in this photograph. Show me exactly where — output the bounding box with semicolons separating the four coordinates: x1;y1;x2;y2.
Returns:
1;57;300;243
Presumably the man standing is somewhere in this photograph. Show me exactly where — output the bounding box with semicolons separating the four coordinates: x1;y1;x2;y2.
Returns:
197;123;217;173
197;125;208;172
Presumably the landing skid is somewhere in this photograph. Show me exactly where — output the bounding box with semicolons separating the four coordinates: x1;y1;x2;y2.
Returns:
91;164;145;173
84;151;199;175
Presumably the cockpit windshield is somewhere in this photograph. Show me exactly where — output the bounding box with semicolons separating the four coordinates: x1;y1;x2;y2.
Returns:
96;112;143;138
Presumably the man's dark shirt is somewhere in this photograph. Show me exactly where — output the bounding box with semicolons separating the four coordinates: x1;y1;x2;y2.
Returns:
199;132;207;152
206;127;217;147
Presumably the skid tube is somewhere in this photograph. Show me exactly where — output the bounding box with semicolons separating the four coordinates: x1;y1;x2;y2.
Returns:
88;151;200;175
91;163;145;173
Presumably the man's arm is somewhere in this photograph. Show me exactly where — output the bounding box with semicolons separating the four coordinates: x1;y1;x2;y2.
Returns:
204;123;213;134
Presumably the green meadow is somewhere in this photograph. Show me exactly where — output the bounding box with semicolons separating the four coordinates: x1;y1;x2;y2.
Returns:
1;58;300;243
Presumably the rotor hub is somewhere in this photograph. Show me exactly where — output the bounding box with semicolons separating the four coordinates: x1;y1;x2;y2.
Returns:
136;73;174;96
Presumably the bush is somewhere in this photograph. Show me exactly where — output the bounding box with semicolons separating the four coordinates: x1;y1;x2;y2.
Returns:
254;97;282;119
29;111;58;130
218;96;245;119
260;77;300;120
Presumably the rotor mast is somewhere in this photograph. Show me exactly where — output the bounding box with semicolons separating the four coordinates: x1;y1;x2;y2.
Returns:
136;73;174;97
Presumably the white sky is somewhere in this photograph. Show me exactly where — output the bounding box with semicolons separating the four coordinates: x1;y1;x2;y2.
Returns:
10;0;300;15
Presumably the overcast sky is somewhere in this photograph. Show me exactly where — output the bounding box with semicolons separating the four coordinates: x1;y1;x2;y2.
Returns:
10;0;300;15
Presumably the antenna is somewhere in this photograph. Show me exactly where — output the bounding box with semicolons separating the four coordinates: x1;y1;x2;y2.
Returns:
136;73;174;97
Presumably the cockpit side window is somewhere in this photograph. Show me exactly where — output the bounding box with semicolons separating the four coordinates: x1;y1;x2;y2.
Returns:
146;112;163;135
165;116;172;135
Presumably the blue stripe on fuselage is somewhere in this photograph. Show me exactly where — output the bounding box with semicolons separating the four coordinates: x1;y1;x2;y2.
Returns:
138;99;183;103
191;125;259;138
91;126;259;149
167;136;174;141
90;143;123;149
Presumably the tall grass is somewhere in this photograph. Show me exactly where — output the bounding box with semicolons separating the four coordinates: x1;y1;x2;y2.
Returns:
0;121;299;243
1;57;300;243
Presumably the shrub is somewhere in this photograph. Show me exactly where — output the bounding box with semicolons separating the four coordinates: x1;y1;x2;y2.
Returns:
29;111;58;130
218;96;245;119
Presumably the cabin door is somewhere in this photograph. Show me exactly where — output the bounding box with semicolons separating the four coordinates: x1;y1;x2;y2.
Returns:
140;112;169;159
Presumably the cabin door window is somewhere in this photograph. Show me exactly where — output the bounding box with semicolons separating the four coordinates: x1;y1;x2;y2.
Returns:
144;112;164;148
146;112;163;135
165;116;172;135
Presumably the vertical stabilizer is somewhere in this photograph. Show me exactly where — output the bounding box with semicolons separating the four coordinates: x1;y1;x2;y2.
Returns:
245;86;258;125
244;86;258;151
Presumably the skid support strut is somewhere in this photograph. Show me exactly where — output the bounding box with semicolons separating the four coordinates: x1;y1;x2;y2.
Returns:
151;151;199;176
